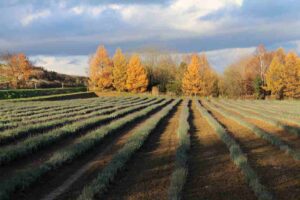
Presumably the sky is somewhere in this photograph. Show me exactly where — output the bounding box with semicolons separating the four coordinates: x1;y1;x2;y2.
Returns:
0;0;300;76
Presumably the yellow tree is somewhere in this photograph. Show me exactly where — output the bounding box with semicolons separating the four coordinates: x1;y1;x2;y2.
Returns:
283;52;300;98
264;56;285;99
126;54;148;93
182;54;202;96
112;48;127;92
88;45;113;91
199;53;218;96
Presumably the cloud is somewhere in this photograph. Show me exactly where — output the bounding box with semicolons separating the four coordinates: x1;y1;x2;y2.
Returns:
21;10;51;26
0;0;299;61
30;55;89;76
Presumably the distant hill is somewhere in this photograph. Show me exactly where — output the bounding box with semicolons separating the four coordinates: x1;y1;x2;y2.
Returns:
0;64;88;89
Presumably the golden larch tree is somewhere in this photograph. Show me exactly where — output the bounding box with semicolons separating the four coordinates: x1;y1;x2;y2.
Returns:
182;54;203;96
126;54;148;93
88;45;113;91
283;52;300;98
112;48;127;92
264;56;285;98
199;53;218;96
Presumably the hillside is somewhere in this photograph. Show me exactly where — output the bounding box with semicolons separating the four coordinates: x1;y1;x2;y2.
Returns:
0;64;87;89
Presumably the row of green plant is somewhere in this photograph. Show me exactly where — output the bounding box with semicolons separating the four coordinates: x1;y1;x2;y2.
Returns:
0;97;143;133
0;96;122;118
0;97;147;129
243;99;300;106
0;98;164;165
168;99;190;200
229;99;300;122
196;100;273;200
213;99;300;137
204;100;300;161
6;97;145;125
0;98;173;200
76;99;180;200
241;99;300;115
0;87;87;100
234;99;300;119
0;99;130;144
0;98;156;145
0;101;112;128
0;95;116;113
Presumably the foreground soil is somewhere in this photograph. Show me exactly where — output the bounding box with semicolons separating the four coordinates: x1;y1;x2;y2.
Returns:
182;101;256;200
203;101;300;200
101;102;181;200
9;101;169;200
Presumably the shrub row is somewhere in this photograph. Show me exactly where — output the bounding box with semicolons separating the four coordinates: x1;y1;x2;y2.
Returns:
0;98;173;200
77;99;180;200
168;99;190;200
196;100;273;200
0;98;165;165
204;100;300;161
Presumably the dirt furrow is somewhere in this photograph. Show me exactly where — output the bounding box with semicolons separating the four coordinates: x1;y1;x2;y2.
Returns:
0;101;160;183
101;103;181;200
182;101;256;200
202;101;300;200
9;101;169;200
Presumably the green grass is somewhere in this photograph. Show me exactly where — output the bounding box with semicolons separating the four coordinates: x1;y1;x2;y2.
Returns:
0;87;87;100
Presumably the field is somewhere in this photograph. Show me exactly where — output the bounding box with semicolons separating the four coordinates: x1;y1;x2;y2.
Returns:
0;96;299;200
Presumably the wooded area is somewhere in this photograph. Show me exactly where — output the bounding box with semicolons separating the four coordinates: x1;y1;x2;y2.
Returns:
89;45;300;99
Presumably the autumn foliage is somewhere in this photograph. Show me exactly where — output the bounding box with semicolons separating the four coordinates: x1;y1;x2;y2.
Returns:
89;46;113;91
112;48;127;92
89;45;148;93
126;54;148;93
182;54;217;96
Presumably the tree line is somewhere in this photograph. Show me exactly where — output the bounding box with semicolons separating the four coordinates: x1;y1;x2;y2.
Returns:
89;44;299;99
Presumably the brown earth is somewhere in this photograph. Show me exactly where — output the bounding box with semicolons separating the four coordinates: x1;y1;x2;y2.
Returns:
101;102;181;200
182;101;256;200
202;101;300;200
244;118;300;150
